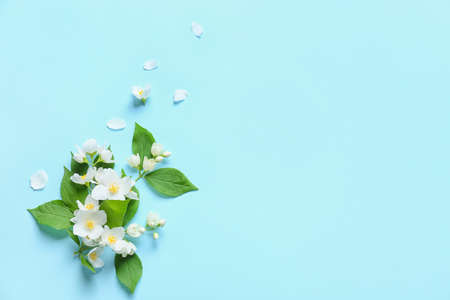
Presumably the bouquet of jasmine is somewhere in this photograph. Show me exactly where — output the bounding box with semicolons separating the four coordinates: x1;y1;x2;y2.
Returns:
28;123;197;293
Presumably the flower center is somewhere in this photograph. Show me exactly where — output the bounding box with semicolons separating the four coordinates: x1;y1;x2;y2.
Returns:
86;220;94;230
81;174;87;180
107;235;117;244
109;183;119;194
89;252;97;261
85;203;94;210
138;89;144;96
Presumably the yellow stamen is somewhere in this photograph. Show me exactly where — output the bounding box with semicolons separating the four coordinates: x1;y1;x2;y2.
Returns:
85;203;94;210
81;174;87;180
89;252;97;261
109;183;119;194
107;235;117;244
138;89;144;96
86;220;94;230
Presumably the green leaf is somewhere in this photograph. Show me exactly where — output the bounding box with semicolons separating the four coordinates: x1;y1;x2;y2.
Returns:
115;254;143;293
80;255;96;273
28;200;73;230
123;199;139;225
61;167;88;211
70;152;88;175
145;168;198;197
132;123;155;166
101;200;129;227
67;229;80;246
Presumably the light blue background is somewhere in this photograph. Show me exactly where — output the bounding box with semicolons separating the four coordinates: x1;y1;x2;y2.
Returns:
1;0;450;299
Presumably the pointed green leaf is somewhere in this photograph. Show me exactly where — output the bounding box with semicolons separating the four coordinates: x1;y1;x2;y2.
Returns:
145;168;198;197
132;123;155;166
101;200;129;227
115;254;143;293
80;255;96;273
28;200;73;230
61;167;88;211
67;229;80;246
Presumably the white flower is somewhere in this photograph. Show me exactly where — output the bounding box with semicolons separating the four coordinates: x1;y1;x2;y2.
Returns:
71;210;106;239
101;226;125;250
151;143;164;156
82;139;99;154
92;168;138;200
98;146;114;163
143;156;156;172
132;85;151;103
126;223;146;238
73;138;99;163
114;240;137;257
70;167;96;185
128;154;140;168
173;89;188;103
30;170;48;190
76;195;99;211
146;211;161;228
87;247;104;268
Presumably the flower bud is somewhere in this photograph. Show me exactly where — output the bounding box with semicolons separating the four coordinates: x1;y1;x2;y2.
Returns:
128;154;140;168
153;232;159;240
146;211;160;227
155;156;164;162
162;151;171;157
126;223;145;238
158;219;166;227
143;156;156;172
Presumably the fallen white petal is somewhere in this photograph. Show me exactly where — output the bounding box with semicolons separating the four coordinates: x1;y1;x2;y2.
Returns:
191;22;204;38
173;89;189;103
107;118;126;130
30;170;48;190
143;60;158;71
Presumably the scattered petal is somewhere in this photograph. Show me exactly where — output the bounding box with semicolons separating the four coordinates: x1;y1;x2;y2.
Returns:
191;22;204;38
173;89;189;103
107;118;126;131
143;60;158;71
30;170;48;190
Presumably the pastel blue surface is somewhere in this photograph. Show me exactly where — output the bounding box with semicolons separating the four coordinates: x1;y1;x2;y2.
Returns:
1;0;450;299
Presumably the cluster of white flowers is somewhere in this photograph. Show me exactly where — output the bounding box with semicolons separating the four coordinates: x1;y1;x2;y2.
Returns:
128;143;171;172
73;139;114;165
69;139;166;269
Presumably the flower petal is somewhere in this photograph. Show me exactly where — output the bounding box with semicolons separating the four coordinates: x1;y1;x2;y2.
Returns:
143;60;158;71
191;22;204;38
173;89;188;103
107;118;126;131
30;170;48;190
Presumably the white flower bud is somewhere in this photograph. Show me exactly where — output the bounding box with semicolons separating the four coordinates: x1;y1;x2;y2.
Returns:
82;138;98;154
158;219;166;227
153;232;159;240
162;151;171;157
155;156;164;162
126;223;145;238
143;156;156;172
128;154;141;168
146;211;160;228
151;143;164;157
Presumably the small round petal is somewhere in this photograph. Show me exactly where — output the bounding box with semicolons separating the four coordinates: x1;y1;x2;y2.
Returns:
143;60;158;71
30;170;48;190
191;22;204;38
173;89;188;103
107;118;126;131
